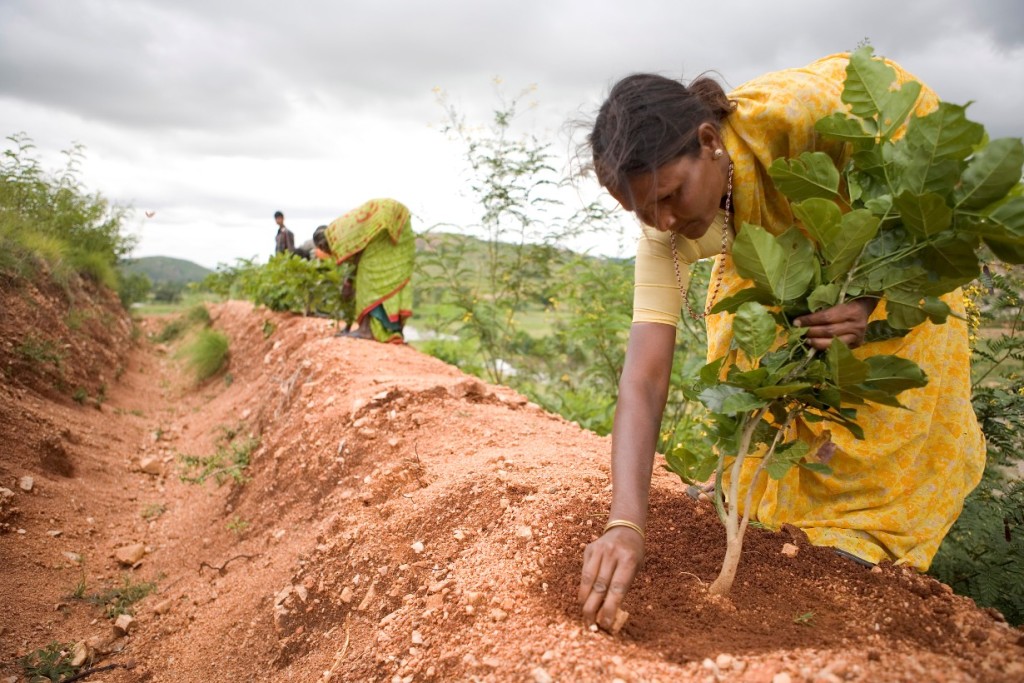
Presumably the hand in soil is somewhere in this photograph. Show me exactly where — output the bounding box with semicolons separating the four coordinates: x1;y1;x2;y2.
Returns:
579;526;644;631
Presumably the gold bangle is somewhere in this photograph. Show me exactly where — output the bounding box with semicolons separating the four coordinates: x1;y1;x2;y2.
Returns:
603;519;645;541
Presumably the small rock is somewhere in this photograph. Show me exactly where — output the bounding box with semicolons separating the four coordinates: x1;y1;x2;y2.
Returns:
62;551;83;564
47;529;62;537
464;591;483;605
772;674;792;683
387;437;400;448
424;593;444;610
967;628;989;643
114;543;146;566
611;608;629;634
531;666;553;683
69;641;90;667
411;541;425;554
340;587;354;604
153;599;173;615
357;583;377;611
19;476;34;492
0;486;14;502
453;529;466;541
490;608;508;622
112;614;135;637
500;596;515;611
411;630;424;645
781;543;799;558
516;526;534;540
139;456;162;475
86;634;112;655
715;653;733;669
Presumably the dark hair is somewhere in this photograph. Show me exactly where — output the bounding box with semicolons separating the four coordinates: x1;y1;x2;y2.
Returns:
274;210;284;219
588;73;734;198
312;225;330;254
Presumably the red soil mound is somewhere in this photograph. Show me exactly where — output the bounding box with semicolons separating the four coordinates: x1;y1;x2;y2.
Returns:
2;300;1022;682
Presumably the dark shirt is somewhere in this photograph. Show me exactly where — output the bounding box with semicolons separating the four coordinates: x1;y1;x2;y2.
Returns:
275;226;296;255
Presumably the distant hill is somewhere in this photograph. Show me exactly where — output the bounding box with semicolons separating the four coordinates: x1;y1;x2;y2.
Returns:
122;256;212;284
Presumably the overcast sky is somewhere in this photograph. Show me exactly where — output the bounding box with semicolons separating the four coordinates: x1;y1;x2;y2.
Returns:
1;0;1022;269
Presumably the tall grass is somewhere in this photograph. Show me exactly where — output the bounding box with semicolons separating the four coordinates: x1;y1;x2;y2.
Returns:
181;329;230;382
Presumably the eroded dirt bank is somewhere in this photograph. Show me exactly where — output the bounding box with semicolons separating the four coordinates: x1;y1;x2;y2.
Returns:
2;300;1023;682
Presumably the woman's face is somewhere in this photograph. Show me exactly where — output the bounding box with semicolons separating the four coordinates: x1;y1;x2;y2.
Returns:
608;124;728;239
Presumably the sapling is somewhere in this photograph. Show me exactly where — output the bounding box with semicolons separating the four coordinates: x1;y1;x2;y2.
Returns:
665;47;1024;596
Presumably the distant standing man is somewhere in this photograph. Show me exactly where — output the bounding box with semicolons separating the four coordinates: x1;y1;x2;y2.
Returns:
274;210;296;255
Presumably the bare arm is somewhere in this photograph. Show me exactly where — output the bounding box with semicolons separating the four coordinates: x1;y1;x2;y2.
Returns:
579;322;676;629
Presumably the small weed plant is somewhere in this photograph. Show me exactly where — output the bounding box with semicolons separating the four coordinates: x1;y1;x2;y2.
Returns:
180;431;259;486
140;502;166;520
226;515;250;536
20;641;82;682
85;575;156;618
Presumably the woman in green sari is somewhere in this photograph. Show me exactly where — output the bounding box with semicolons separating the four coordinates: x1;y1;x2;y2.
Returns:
313;198;415;343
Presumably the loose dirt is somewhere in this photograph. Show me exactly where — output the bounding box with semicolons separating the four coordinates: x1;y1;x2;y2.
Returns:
2;291;1023;682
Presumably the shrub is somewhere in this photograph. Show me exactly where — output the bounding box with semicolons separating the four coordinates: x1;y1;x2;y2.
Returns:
1;133;135;298
930;271;1024;624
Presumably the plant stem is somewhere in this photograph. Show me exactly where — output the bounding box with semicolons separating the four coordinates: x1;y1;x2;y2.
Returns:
709;405;769;596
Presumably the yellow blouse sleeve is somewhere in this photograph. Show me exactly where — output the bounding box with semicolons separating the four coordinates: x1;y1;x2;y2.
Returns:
632;213;731;325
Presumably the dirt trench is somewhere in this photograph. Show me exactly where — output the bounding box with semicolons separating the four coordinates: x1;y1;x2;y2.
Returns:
2;299;1023;683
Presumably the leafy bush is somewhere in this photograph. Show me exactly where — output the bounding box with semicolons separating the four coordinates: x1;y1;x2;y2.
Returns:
1;133;135;297
181;329;229;382
201;253;352;322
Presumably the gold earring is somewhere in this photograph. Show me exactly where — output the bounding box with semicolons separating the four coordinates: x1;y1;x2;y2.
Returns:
713;148;724;159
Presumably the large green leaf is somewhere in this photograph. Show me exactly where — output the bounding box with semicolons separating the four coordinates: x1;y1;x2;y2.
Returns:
955;138;1024;210
699;357;726;385
831;210;881;281
895;143;962;196
664;446;717;485
727;366;770;390
698;385;766;415
767;152;841;202
807;283;841;312
795;200;880;282
827;339;869;387
732;225;816;302
843;47;898;119
918;236;981;294
708;287;775;314
865;320;911;342
766;440;810;480
841;385;908;409
894;191;952;237
863;355;929;393
752;383;813;399
733;302;777;361
842;47;922;138
815;113;876;147
884;290;928;329
902;101;984;161
976;196;1024;264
